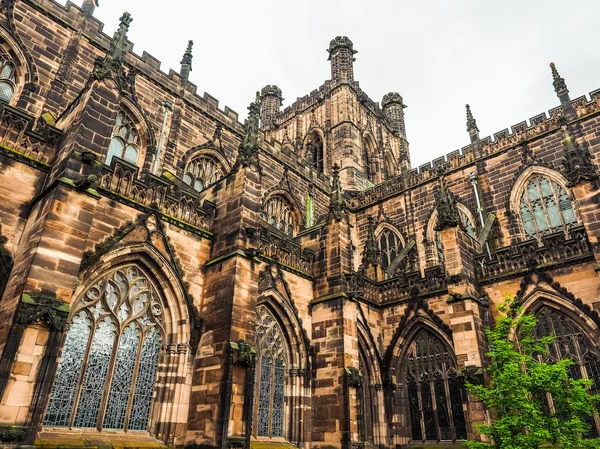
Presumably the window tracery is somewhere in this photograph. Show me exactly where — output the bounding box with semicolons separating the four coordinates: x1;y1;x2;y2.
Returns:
404;330;467;442
307;132;324;174
182;155;224;192
261;196;296;237
254;305;287;439
459;210;476;239
378;228;402;271
0;56;16;102
534;306;600;436
106;112;141;166
519;176;576;241
44;265;164;431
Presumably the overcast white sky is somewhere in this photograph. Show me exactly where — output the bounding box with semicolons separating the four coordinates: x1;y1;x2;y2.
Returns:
59;0;599;167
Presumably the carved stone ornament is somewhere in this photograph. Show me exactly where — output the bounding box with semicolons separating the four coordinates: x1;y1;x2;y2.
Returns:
229;341;256;367
434;176;459;231
559;118;598;186
362;215;379;266
345;366;363;388
15;294;69;331
328;163;346;221
237;92;261;169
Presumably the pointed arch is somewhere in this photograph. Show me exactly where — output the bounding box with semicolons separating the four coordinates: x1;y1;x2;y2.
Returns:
0;25;36;105
43;243;192;436
255;294;310;443
303;128;326;174
261;191;302;237
509;166;579;241
180;149;228;192
374;222;405;271
384;150;396;177
362;131;377;182
389;318;467;444
426;203;477;265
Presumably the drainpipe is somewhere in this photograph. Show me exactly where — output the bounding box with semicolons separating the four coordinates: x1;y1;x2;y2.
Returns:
469;172;492;260
151;99;173;175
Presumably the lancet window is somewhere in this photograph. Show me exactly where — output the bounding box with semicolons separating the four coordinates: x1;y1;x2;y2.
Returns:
405;330;467;442
519;176;576;241
254;305;287;439
182;155;224;192
261;195;296;237
106;111;140;166
0;56;16;102
307;132;324;173
379;228;402;271
534;306;600;436
44;265;164;431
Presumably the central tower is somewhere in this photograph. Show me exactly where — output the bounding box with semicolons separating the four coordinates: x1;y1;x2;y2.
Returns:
327;36;357;82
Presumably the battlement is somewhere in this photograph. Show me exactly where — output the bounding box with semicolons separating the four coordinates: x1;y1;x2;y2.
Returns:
348;90;600;209
27;0;246;130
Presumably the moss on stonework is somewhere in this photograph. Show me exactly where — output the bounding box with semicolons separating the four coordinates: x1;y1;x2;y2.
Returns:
249;442;298;449
0;143;51;170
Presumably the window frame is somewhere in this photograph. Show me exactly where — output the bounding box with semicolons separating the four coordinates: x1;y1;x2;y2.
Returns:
0;55;17;103
106;111;141;166
260;195;297;237
182;155;225;192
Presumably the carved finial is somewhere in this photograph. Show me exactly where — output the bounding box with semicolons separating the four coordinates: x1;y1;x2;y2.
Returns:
180;40;194;81
466;104;480;144
237;92;261;168
81;0;98;15
435;177;459;231
549;62;571;109
329;163;346;221
362;215;379;267
110;12;132;60
559;118;598;186
92;12;133;88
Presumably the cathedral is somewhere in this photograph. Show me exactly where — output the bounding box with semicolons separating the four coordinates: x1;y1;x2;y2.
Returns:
1;0;600;448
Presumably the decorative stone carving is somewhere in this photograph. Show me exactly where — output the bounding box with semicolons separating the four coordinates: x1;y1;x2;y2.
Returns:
345;366;363;388
328;163;346;221
559;116;598;186
229;341;256;367
15;294;69;331
362;215;379;267
237;92;261;169
434;176;459;231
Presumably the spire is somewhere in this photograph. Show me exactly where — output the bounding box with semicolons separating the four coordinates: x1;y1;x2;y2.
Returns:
434;176;459;231
237;92;261;168
329;163;346;221
362;215;379;266
550;62;573;114
180;40;193;81
93;12;133;83
559;115;598;186
466;104;480;143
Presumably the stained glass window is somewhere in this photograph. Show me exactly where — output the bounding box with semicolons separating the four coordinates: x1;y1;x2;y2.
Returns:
519;176;576;241
405;330;467;442
379;228;402;271
0;57;16;103
534;307;600;436
260;196;296;237
254;305;287;439
44;265;164;431
106;112;140;166
182;156;224;192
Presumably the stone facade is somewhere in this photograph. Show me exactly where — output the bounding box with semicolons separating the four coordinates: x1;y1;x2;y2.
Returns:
0;1;600;449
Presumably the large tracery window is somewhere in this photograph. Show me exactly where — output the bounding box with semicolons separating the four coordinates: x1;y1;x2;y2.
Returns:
182;155;224;192
0;56;16;102
519;176;576;241
254;305;287;439
405;330;467;443
379;228;402;271
44;265;163;431
106;112;141;166
535;306;600;436
261;195;296;237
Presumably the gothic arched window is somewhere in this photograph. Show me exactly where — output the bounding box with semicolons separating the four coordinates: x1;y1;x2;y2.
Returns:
182;155;224;192
534;306;600;436
405;330;467;443
106;112;140;166
307;132;324;174
519;176;576;241
0;56;16;102
44;265;164;431
261;195;296;237
254;305;287;439
379;228;402;271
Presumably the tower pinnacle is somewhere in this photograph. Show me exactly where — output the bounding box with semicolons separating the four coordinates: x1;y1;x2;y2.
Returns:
466;104;480;143
550;62;572;112
327;36;357;82
180;40;193;81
